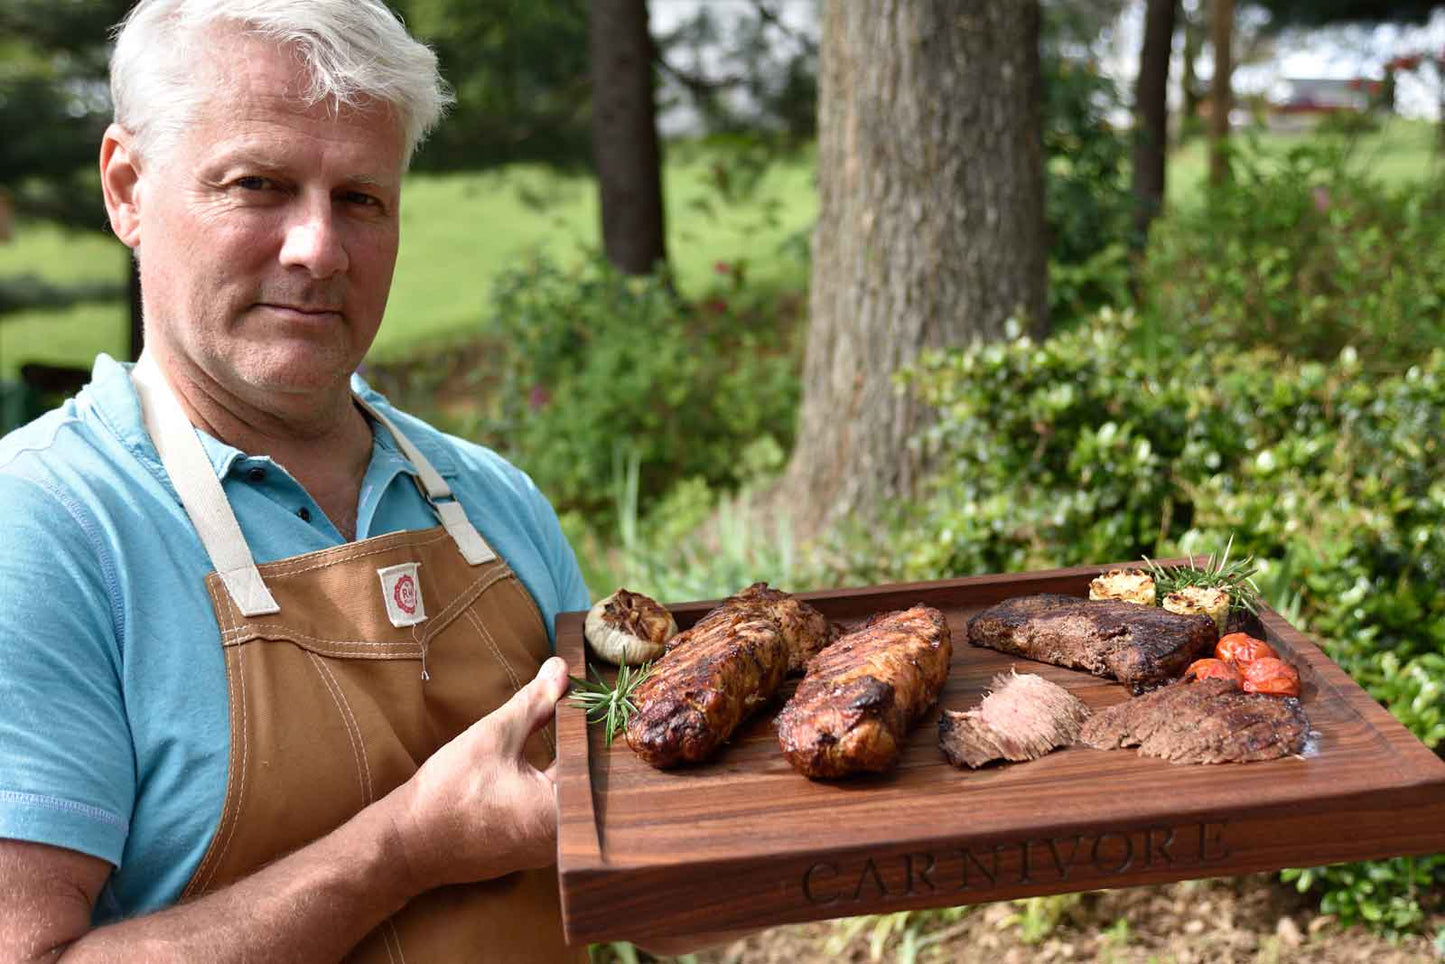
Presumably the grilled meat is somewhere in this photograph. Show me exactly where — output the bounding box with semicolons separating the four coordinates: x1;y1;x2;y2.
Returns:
627;584;833;768
939;671;1091;769
669;581;838;672
777;605;952;779
1080;677;1310;764
967;594;1218;690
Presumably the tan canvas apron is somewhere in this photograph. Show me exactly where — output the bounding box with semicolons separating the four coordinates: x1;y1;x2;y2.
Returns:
132;356;584;963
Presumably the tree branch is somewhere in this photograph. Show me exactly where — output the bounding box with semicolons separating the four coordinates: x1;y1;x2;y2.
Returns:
751;1;819;57
653;56;747;97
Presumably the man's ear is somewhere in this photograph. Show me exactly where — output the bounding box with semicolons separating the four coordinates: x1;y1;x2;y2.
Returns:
100;124;143;249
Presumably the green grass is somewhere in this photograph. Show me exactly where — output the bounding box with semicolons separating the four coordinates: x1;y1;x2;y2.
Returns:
1166;117;1442;209
1;147;818;377
0;224;131;376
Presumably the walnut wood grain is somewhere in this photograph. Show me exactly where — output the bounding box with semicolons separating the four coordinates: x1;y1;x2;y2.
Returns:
553;561;1445;945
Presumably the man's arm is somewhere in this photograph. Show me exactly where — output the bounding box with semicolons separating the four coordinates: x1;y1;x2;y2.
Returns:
0;657;570;964
0;802;406;964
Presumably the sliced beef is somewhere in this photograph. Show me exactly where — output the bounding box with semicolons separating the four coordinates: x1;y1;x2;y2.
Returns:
967;594;1218;690
627;583;833;768
939;671;1091;769
1080;677;1310;764
777;606;952;779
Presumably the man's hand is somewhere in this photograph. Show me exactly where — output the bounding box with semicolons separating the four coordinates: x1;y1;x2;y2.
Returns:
384;655;570;893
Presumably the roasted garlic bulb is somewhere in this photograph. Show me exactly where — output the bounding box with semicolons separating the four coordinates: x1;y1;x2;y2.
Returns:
585;588;677;665
1162;585;1230;634
1088;568;1156;606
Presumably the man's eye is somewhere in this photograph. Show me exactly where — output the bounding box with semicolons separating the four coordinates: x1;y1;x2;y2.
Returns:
343;191;381;208
234;176;273;191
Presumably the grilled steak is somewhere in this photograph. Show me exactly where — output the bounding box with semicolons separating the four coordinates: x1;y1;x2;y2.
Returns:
967;594;1218;690
627;584;833;768
1080;677;1310;764
777;605;952;779
939;671;1090;769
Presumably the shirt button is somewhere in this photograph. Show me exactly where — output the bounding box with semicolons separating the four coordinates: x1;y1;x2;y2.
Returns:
297;506;312;522
246;467;266;483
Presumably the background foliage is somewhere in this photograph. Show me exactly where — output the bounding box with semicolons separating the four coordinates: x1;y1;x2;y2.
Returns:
1039;8;1134;324
1144;136;1445;367
396;0;593;170
462;254;802;526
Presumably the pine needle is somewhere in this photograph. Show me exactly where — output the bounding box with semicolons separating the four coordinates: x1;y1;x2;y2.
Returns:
567;658;654;746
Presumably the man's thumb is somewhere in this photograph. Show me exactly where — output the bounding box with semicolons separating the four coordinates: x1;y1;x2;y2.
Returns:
496;656;568;754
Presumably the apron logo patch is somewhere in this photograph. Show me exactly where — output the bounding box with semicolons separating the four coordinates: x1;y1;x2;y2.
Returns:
394;575;418;614
377;563;427;627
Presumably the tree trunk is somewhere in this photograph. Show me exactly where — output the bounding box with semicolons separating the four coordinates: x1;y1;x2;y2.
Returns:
589;0;667;274
1438;78;1444;151
1132;0;1177;241
781;0;1047;537
1181;5;1203;136
1209;0;1233;187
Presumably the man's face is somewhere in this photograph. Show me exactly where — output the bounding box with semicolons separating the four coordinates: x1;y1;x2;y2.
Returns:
132;35;405;405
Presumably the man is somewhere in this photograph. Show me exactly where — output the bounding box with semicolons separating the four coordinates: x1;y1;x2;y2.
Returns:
0;1;595;960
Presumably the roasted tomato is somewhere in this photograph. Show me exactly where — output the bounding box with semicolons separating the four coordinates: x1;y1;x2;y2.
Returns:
1241;657;1301;697
1216;632;1278;667
1183;658;1242;686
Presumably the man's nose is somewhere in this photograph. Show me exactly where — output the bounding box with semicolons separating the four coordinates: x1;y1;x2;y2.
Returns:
278;200;349;278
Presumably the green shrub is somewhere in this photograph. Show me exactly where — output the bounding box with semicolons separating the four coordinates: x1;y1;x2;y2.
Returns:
1142;138;1445;368
1281;857;1445;939
480;254;803;528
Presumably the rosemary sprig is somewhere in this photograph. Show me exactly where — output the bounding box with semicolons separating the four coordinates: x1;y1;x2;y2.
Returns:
567;658;654;746
1143;533;1263;613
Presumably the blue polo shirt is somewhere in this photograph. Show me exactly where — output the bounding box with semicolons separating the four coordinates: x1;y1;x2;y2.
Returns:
0;354;591;923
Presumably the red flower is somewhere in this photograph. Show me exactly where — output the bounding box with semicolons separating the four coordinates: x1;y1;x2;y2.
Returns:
714;260;732;275
705;298;728;314
528;385;551;411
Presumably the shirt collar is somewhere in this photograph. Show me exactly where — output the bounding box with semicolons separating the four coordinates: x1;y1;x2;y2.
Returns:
351;373;459;480
86;353;456;484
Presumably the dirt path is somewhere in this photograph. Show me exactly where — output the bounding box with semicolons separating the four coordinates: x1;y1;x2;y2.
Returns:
690;876;1443;963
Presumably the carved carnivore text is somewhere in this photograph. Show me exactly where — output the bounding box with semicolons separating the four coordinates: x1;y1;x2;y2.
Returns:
801;821;1231;906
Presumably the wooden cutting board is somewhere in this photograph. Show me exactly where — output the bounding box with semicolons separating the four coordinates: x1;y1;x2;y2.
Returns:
553;562;1445;945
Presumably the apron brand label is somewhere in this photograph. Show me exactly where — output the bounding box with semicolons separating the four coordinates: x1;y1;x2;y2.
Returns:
377;563;427;627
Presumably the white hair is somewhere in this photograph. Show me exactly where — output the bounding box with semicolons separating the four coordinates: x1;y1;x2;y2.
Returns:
109;0;453;168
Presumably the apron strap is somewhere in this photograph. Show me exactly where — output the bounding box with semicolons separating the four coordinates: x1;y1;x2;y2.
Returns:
131;355;497;617
351;396;496;566
132;353;281;617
